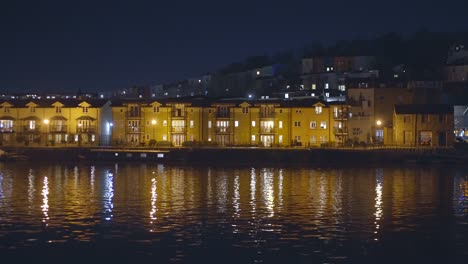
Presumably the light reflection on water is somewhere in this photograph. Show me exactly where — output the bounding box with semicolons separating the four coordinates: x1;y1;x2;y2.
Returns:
0;163;467;263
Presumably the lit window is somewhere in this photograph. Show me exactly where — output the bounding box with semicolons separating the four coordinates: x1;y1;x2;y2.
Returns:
251;121;256;127
326;67;330;72
312;84;316;90
320;121;327;129
163;120;167;126
316;106;322;114
234;121;239;127
256;71;260;75
279;135;283;143
279;121;283;129
325;83;329;89
311;93;315;97
326;93;330;97
251;135;256;141
208;121;212;128
285;93;289;99
190;120;194;128
162;135;167;141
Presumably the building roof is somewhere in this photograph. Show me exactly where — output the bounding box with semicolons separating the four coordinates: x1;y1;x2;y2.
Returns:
394;104;453;115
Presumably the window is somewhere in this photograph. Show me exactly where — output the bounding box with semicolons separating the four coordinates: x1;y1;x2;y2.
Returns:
296;109;302;113
439;114;444;123
338;85;346;91
153;107;159;113
403;115;410;123
279;121;283;129
83;107;88;113
251;121;256;127
279;109;283;113
251;135;256;141
242;107;249;114
234;121;239;127
163;120;167;126
146;120;150;126
146;134;150;140
312;84;316;90
294;136;301;142
320;121;327;129
294;121;301;127
56;107;61;113
421;114;428;123
315;106;322;114
190;120;194;128
162;135;167;141
310;121;317;129
325;93;330;97
320;136;327;143
279;135;283;143
325;83;329;89
310;136;316;144
208;109;212;113
208;121;212;128
30;107;35;113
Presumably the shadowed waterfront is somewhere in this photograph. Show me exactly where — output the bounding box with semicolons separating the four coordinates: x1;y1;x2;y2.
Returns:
0;162;467;263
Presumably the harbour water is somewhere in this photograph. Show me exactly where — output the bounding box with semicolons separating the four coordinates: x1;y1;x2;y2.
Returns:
0;162;467;263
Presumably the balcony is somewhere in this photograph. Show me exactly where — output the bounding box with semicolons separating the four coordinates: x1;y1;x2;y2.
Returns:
259;112;275;119
77;125;96;133
23;125;41;133
171;110;187;118
171;126;187;133
260;127;276;134
215;126;230;134
333;128;349;135
50;125;68;133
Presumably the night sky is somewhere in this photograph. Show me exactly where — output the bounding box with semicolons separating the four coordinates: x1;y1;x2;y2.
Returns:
1;0;468;93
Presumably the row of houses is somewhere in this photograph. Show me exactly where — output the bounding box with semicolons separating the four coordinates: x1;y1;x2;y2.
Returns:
0;97;454;148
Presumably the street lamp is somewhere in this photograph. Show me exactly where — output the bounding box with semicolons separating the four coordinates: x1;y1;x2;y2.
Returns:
43;119;49;146
376;120;382;126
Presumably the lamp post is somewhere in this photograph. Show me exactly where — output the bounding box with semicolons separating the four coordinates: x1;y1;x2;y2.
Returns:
43;119;49;146
376;120;382;144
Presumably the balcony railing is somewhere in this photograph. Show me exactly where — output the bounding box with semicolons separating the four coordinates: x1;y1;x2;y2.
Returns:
50;125;68;133
333;128;349;135
171;110;187;118
23;125;41;133
0;127;15;133
259;112;275;118
260;127;275;134
126;112;142;118
215;112;231;118
171;126;187;133
215;127;230;134
77;125;96;133
333;112;349;120
126;126;142;133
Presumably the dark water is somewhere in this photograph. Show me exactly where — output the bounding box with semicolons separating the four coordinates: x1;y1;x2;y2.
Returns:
0;162;467;263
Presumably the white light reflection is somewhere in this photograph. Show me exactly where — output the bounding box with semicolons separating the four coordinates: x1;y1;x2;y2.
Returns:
41;176;49;225
149;178;157;230
278;169;283;212
104;170;114;221
374;168;384;241
232;174;240;234
262;169;274;217
250;168;256;214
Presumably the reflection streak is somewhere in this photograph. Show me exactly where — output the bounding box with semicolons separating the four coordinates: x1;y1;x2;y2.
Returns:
41;176;49;225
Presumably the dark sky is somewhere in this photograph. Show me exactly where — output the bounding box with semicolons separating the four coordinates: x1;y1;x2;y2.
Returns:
1;0;468;93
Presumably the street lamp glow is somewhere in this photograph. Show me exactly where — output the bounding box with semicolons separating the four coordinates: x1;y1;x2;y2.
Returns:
376;120;382;126
151;120;156;125
43;119;49;124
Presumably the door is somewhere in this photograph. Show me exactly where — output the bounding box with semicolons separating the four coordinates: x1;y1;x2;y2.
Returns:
404;131;412;145
438;132;446;146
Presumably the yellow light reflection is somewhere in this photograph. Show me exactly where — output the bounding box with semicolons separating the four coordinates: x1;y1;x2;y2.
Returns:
28;169;35;209
262;169;274;217
41;176;49;225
